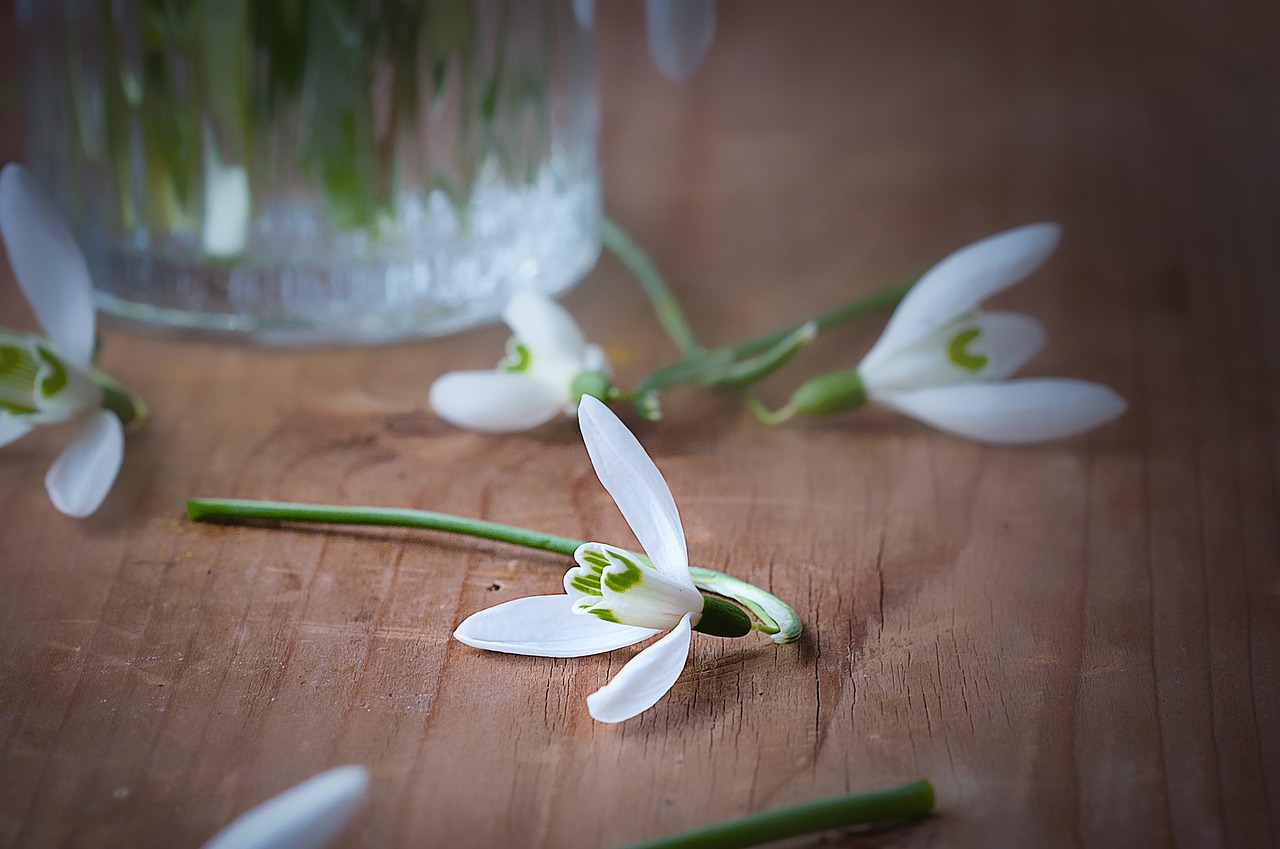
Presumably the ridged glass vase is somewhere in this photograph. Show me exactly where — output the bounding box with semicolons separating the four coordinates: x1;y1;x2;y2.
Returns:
20;0;600;344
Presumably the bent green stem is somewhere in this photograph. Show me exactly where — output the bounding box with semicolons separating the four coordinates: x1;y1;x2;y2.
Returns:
617;779;935;849
600;215;703;358
186;497;801;642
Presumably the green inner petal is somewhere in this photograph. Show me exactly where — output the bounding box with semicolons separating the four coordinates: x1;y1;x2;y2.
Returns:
36;345;69;397
0;340;40;414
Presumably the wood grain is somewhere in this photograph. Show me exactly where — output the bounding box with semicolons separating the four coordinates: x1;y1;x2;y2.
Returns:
1;0;1278;847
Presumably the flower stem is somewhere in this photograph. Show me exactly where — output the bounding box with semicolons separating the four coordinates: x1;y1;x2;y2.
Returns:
616;780;934;849
600;215;704;358
185;497;802;643
187;497;584;556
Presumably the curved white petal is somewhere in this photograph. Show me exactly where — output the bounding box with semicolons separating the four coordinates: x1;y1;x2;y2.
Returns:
971;311;1048;380
860;223;1061;376
587;612;693;723
645;0;716;81
453;594;658;657
429;370;565;433
200;766;369;849
45;409;123;517
0;164;96;368
860;311;1047;393
0;412;32;447
503;290;588;366
874;378;1127;445
577;395;692;588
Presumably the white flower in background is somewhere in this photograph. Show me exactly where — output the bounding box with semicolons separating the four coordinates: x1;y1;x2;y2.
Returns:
429;290;612;433
202;123;252;258
0;163;125;517
454;394;706;723
200;766;369;849
789;224;1126;444
574;0;716;81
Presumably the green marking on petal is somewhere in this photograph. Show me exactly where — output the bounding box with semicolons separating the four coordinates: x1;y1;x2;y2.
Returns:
35;345;69;397
948;328;989;372
500;340;533;373
579;548;610;570
0;341;40;412
568;574;602;595
602;559;644;593
586;607;620;623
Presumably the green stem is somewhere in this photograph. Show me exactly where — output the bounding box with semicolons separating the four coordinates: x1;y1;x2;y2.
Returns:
187;497;584;556
185;497;801;642
636;279;915;397
600;216;703;358
617;780;934;849
725;276;916;362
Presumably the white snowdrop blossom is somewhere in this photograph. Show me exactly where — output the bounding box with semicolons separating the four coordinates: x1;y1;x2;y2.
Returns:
793;224;1126;444
453;394;706;723
429;290;612;433
0;163;127;517
200;766;369;849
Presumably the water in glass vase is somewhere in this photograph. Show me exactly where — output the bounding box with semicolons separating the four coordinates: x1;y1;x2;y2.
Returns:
20;0;600;344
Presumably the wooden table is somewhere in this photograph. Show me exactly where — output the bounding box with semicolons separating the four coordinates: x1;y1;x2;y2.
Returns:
2;1;1277;847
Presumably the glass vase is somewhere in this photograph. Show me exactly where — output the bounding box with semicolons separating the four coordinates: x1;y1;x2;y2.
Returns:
19;0;600;344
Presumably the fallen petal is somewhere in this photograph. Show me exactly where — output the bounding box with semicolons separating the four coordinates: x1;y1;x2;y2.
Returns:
860;224;1060;376
577;395;692;587
429;370;565;433
45;409;123;517
645;0;716;81
454;594;658;657
874;378;1127;445
200;766;369;849
587;612;693;723
0;164;97;368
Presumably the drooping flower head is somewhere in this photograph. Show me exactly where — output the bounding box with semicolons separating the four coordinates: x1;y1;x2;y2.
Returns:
453;394;708;723
429;290;612;433
784;224;1127;444
0;163;137;517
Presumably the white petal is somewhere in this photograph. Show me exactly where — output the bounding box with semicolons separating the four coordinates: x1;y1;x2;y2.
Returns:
202;125;251;257
587;612;693;723
874;379;1127;445
0;412;32;447
0;163;96;368
503;290;588;367
200;766;369;849
572;0;594;29
576;395;692;588
429;370;565;433
860;311;1047;393
45;409;123;517
860;223;1061;376
645;0;716;81
971;312;1047;380
453;594;658;657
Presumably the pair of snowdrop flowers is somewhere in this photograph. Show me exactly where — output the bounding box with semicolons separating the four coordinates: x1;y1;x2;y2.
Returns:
453;394;759;723
430;223;1125;445
0;164;143;517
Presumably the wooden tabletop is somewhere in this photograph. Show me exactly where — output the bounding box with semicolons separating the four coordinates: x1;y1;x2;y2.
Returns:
2;1;1277;847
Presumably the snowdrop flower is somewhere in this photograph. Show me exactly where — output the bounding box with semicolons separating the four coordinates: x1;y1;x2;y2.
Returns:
781;224;1127;444
573;0;715;81
454;394;747;723
429;290;613;433
0;163;140;517
200;766;369;849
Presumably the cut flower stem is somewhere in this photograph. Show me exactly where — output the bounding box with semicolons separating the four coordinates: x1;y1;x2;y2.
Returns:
185;497;801;643
617;779;935;849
